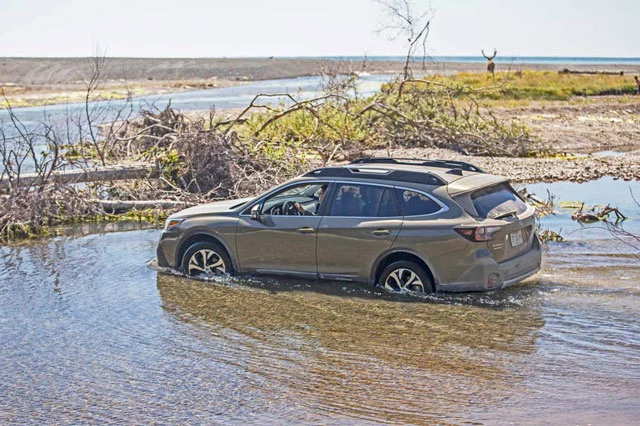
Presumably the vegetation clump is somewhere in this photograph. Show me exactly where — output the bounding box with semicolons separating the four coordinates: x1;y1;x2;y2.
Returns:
425;70;637;101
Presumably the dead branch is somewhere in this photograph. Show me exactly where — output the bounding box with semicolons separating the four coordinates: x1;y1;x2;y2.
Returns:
572;203;626;224
376;0;433;80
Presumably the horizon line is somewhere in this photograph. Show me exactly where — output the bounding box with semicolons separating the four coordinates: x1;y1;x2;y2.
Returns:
2;55;640;60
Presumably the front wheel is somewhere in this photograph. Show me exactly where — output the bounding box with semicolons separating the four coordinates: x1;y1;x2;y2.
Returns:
379;260;434;293
181;241;232;277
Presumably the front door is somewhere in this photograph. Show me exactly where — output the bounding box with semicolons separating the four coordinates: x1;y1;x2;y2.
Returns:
236;182;328;277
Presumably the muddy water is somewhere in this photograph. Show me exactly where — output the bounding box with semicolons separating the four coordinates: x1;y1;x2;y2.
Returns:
1;181;639;424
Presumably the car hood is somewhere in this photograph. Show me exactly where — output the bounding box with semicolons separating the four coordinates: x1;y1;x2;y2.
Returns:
171;196;254;218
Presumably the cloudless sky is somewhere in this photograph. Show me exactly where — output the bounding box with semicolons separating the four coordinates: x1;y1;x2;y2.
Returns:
1;0;638;57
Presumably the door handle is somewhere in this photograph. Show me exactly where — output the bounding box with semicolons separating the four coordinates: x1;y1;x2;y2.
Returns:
297;227;315;234
372;229;391;237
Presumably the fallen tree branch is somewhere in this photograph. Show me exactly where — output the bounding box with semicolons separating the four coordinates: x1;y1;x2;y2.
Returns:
0;163;158;190
90;199;192;214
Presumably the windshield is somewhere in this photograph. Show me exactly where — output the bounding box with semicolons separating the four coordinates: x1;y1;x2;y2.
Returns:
471;183;527;219
273;184;322;199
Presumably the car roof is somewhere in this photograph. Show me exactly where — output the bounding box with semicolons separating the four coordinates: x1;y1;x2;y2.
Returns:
304;157;502;188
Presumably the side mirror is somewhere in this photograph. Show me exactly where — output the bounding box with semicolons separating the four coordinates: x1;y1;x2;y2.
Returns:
250;204;262;221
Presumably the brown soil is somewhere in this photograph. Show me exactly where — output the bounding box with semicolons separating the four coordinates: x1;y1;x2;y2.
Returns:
0;57;399;85
495;97;640;153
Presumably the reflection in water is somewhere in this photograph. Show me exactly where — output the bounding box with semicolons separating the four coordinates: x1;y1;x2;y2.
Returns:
0;223;639;424
157;275;544;424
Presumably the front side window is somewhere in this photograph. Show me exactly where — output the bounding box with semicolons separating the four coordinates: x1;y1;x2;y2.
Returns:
396;189;442;216
329;184;399;217
249;182;328;216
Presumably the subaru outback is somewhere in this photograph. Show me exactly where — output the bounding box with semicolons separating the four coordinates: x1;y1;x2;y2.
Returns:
156;158;542;292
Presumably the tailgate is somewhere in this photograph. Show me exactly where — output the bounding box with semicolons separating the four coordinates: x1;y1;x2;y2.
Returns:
484;207;536;263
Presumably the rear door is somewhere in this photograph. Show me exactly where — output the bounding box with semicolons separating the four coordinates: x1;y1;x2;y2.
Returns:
316;183;402;281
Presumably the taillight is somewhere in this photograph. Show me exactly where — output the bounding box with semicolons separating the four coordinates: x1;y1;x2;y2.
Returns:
455;226;501;242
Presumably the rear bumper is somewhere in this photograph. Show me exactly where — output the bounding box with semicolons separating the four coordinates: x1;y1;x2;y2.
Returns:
436;236;542;292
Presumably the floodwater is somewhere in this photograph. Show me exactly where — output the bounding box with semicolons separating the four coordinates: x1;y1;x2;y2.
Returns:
1;179;639;424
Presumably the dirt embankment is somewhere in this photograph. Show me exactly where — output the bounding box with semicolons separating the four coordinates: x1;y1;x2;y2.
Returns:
0;57;402;108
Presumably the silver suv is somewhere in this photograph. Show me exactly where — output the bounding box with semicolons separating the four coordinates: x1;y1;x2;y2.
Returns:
156;158;542;292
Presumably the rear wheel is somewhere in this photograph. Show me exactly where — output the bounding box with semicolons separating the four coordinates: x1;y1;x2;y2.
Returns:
181;241;232;277
379;260;434;293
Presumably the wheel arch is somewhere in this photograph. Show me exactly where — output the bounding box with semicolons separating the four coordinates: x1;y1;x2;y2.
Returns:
176;231;237;271
371;249;437;289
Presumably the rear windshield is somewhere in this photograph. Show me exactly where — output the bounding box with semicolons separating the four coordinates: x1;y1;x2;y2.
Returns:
471;183;527;219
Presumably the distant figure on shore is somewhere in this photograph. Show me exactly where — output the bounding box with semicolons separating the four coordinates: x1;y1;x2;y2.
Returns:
635;76;640;95
482;49;497;75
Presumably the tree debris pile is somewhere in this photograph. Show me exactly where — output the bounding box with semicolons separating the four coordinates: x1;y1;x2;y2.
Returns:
0;187;96;239
234;77;535;163
0;70;541;241
118;107;317;200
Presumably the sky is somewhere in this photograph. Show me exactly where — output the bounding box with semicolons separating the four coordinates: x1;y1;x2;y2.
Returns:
0;0;638;58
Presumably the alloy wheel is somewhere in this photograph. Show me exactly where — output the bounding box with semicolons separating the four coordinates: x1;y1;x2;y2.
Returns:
384;268;425;293
187;249;226;275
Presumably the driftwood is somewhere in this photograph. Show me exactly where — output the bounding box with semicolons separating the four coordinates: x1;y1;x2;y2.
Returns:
572;203;626;223
91;199;192;214
559;69;624;76
0;164;158;190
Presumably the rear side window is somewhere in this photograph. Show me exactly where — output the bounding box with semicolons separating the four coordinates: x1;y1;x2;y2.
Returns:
471;183;527;219
396;189;442;216
329;184;400;217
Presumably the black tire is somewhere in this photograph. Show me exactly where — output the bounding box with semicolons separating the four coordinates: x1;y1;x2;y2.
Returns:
379;260;434;293
181;241;233;277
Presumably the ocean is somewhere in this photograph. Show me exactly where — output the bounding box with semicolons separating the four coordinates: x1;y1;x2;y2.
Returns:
281;55;640;65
